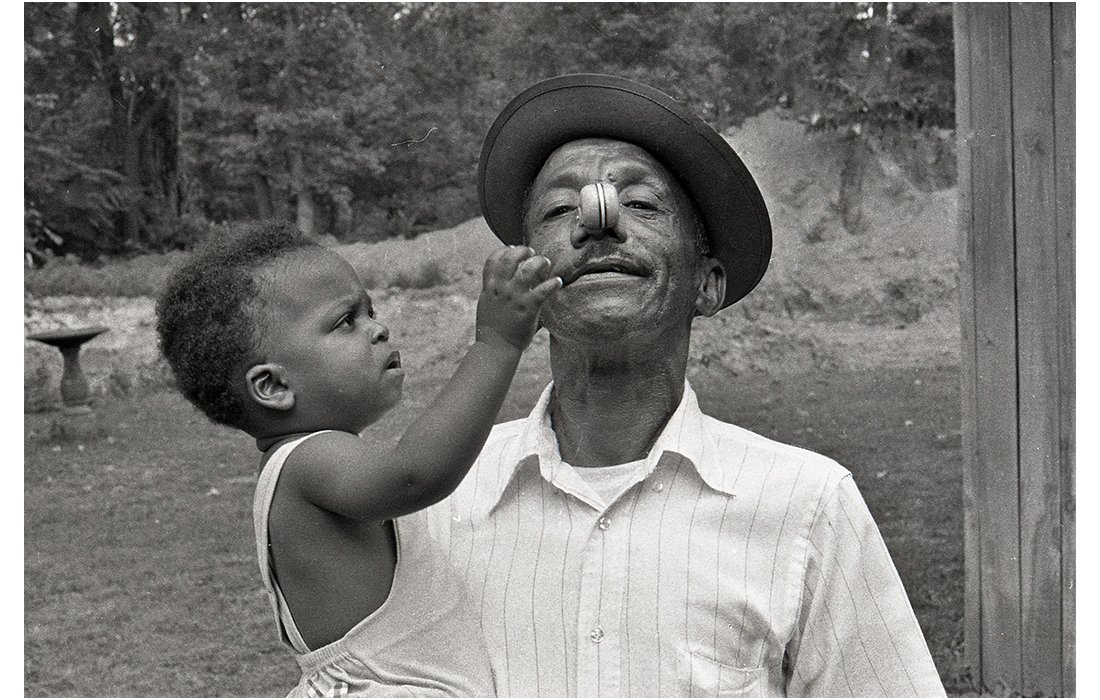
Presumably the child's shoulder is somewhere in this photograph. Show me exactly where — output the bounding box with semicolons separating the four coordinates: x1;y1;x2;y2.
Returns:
264;430;365;490
264;429;354;461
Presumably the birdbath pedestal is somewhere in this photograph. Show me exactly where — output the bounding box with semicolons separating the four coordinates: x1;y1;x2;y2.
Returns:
27;325;108;415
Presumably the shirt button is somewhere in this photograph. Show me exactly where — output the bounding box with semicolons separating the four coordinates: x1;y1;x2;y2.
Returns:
597;516;611;530
653;481;665;492
589;627;604;643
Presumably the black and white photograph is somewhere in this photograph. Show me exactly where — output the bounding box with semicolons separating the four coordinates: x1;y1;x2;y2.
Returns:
23;3;1076;697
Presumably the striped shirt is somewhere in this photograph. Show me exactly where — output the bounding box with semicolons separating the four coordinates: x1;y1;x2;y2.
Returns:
424;382;945;697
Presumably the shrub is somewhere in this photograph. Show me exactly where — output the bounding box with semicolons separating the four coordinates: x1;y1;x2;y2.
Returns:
24;251;188;298
143;213;214;252
391;259;449;290
24;241;455;299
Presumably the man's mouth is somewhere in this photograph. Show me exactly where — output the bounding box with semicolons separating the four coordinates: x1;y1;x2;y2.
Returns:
384;351;402;370
562;258;647;286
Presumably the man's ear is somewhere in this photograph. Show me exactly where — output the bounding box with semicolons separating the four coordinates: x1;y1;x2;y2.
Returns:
694;257;726;318
245;363;295;412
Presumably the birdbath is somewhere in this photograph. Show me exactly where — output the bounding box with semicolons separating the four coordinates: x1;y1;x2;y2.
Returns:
27;325;108;415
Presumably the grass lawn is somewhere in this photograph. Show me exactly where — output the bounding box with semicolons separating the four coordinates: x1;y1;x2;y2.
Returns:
25;363;970;696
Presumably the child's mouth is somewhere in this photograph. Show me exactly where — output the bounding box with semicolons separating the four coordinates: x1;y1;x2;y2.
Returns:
384;351;402;370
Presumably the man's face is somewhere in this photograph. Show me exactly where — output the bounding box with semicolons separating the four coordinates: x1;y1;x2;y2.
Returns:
523;138;717;343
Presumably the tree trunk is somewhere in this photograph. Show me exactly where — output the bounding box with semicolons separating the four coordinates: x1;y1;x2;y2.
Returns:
75;3;122;164
134;4;183;247
867;3;893;93
289;148;316;237
75;2;136;249
160;71;182;218
332;185;353;239
251;172;275;219
839;128;869;235
76;3;184;251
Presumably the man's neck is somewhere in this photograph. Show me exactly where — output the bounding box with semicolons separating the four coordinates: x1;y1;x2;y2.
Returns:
548;335;689;467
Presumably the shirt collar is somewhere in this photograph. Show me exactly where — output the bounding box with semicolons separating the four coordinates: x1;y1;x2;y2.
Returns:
481;380;736;514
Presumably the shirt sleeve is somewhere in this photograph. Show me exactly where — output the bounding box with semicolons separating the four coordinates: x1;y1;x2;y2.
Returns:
786;474;946;697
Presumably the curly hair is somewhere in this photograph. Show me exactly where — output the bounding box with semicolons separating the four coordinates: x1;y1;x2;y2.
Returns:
155;221;317;430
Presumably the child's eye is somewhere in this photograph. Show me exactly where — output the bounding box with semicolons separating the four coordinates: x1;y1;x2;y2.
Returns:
335;314;354;329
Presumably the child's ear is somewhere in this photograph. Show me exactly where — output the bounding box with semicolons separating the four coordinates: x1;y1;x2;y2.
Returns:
245;363;295;411
694;257;726;318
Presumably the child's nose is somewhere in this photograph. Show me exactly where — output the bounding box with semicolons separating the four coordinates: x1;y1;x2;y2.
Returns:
370;321;389;343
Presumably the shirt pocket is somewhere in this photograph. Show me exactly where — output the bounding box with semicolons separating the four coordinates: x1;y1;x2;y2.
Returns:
678;647;768;698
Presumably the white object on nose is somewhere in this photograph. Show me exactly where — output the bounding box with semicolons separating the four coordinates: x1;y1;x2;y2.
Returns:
579;182;620;230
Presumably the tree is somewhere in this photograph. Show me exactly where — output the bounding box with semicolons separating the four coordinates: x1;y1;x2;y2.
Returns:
25;2;199;258
26;3;132;259
25;2;957;259
98;3;191;247
183;3;401;238
753;2;955;231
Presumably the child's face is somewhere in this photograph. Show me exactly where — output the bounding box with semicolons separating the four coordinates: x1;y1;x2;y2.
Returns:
255;248;404;433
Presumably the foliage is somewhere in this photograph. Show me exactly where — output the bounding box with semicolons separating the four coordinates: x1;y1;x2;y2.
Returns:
24;250;191;298
24;2;956;261
760;2;955;133
25;2;196;258
390;258;450;290
25;5;129;259
24;127;139;260
182;4;401;232
23;237;453;298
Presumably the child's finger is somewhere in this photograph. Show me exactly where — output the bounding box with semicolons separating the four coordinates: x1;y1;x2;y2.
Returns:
483;244;518;275
515;255;552;286
529;275;563;303
493;245;535;279
483;245;529;287
482;248;504;283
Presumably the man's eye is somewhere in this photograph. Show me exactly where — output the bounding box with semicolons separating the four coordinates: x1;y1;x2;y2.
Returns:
625;200;658;211
335;314;354;329
543;205;573;221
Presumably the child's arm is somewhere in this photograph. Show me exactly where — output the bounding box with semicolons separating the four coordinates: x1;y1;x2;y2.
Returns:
285;246;560;521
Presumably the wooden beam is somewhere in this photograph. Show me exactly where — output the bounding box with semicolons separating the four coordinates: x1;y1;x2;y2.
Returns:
952;1;982;678
1051;3;1076;696
966;4;1022;692
1009;3;1062;694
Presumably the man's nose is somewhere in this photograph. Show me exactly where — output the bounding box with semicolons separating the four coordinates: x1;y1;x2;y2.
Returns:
572;217;627;247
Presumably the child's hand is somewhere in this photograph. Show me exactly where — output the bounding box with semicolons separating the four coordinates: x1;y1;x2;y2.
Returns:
475;246;562;351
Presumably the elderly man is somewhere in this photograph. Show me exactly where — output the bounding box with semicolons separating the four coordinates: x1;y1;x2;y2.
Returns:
426;74;944;697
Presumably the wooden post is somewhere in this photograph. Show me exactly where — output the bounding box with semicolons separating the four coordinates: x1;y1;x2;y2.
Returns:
954;4;1074;696
1051;6;1076;692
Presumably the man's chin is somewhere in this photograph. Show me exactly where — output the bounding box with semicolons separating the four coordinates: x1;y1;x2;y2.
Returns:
544;299;665;344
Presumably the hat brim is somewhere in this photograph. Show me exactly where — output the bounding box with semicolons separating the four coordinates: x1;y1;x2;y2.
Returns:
477;73;771;309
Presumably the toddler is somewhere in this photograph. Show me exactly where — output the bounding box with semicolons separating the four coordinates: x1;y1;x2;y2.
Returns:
155;221;559;696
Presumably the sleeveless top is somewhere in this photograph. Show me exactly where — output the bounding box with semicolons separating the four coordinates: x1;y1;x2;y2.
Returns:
253;432;496;697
